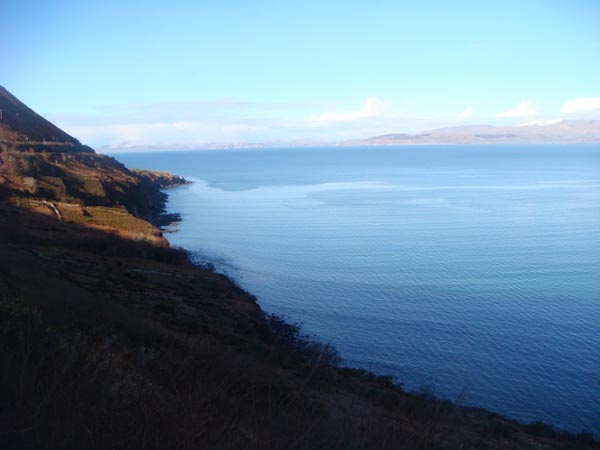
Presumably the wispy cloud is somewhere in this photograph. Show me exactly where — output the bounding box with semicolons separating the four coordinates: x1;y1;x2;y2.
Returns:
56;93;595;150
561;97;600;114
312;97;389;121
496;100;537;118
64;122;208;147
518;118;563;127
53;98;327;147
457;107;473;120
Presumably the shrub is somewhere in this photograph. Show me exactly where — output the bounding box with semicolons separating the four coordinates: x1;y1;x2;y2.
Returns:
526;420;557;438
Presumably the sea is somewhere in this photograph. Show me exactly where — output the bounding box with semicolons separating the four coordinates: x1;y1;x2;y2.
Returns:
114;145;600;435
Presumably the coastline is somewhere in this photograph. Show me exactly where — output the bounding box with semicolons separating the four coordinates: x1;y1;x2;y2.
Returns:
156;182;599;442
2;84;598;448
1;169;597;448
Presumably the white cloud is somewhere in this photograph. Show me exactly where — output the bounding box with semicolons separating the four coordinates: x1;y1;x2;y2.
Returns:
312;97;389;121
561;97;600;114
458;107;473;120
496;100;537;118
518;118;563;127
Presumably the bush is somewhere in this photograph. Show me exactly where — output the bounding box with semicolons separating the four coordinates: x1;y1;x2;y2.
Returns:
526;420;557;438
307;341;342;367
489;419;515;439
0;297;47;344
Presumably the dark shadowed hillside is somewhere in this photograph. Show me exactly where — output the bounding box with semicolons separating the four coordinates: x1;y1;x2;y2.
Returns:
0;86;81;146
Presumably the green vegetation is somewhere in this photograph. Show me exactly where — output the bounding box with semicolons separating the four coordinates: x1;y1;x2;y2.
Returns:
59;204;158;235
82;178;106;197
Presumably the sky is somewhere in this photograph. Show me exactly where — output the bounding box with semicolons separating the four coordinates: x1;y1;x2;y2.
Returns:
1;0;600;148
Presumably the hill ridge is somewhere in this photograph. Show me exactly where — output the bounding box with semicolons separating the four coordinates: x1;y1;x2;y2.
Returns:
0;86;81;146
348;120;600;145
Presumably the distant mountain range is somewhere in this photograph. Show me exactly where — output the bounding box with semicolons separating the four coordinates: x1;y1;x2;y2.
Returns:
2;85;596;150
344;120;600;146
99;120;600;152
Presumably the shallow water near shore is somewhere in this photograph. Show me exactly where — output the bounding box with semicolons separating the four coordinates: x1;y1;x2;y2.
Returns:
115;145;600;434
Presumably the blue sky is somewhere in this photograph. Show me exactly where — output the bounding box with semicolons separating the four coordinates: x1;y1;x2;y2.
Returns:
2;0;600;148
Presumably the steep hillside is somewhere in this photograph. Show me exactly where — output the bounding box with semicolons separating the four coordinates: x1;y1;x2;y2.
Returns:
0;147;175;217
0;87;189;220
0;86;81;146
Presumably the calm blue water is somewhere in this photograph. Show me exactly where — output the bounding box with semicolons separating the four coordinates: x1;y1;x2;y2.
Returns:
115;145;600;435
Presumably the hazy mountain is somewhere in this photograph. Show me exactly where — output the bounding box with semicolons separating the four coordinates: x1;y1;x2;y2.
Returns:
348;120;600;146
100;120;600;152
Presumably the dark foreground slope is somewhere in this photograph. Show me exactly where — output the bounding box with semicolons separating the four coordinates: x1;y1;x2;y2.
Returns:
0;87;597;450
